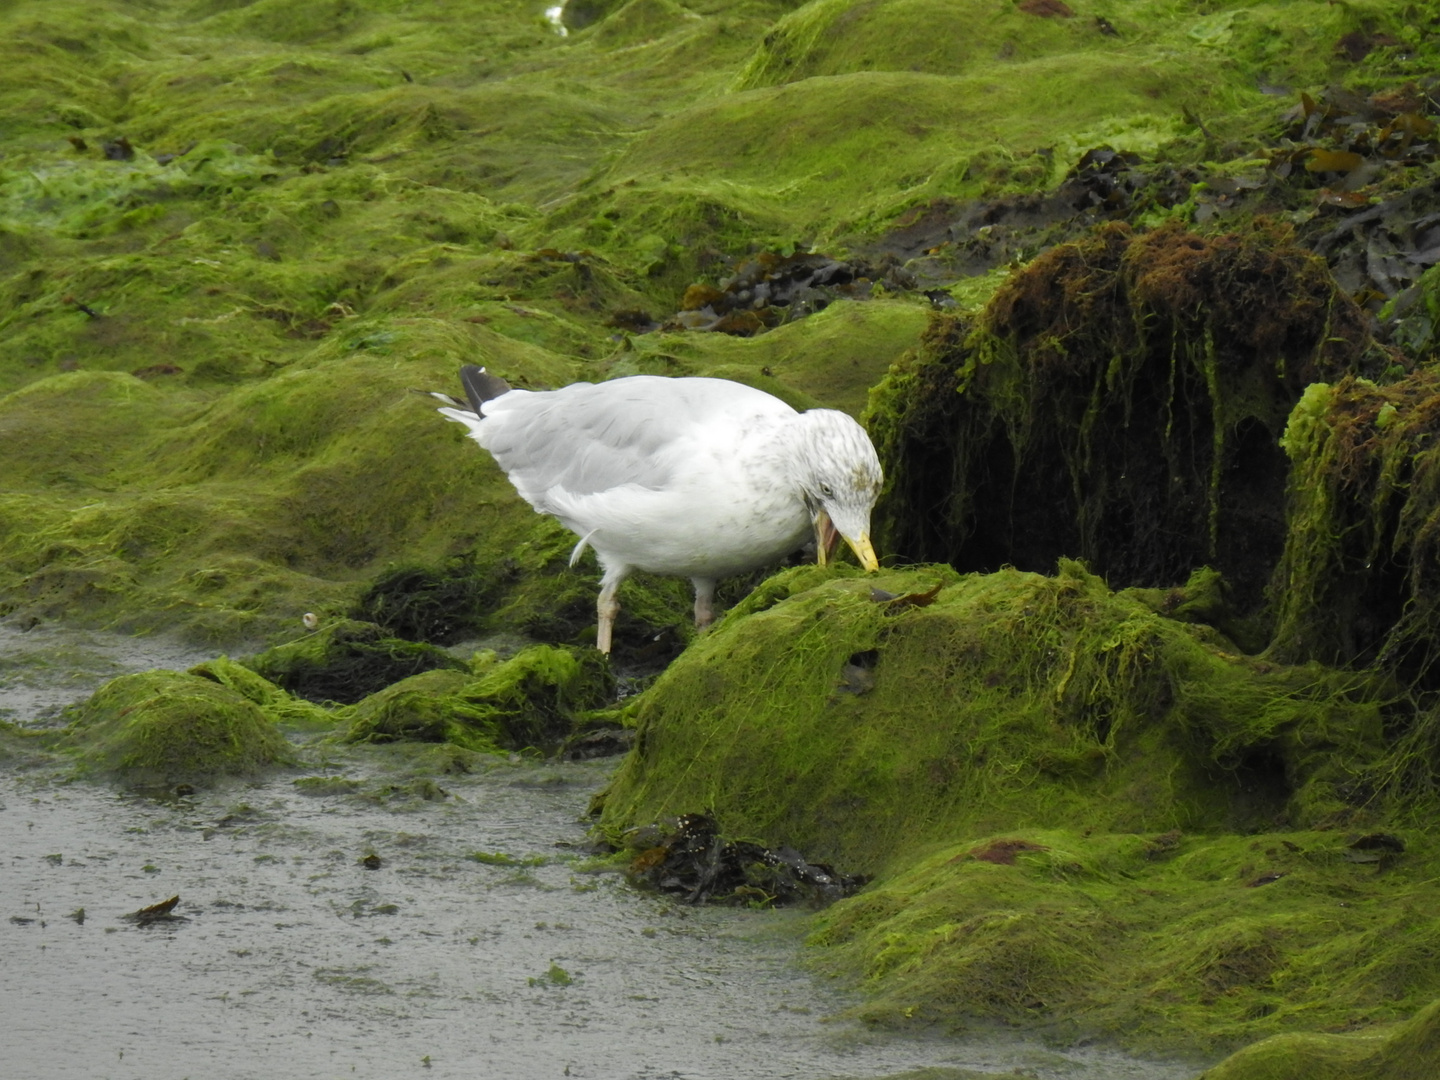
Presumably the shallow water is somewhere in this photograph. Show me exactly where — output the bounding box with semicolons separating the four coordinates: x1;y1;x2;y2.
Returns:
0;622;218;725
1;625;1206;1080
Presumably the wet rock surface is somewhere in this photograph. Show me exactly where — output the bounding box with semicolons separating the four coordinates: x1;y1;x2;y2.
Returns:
621;812;867;907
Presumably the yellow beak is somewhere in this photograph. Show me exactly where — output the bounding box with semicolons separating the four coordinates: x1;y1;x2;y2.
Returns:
814;511;879;571
846;531;880;572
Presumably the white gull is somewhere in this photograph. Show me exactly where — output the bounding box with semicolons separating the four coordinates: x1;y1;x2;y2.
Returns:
433;364;881;653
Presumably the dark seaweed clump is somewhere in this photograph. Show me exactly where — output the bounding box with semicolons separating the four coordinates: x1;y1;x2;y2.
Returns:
245;620;466;705
352;559;493;644
661;250;919;336
869;220;1374;634
624;812;867;907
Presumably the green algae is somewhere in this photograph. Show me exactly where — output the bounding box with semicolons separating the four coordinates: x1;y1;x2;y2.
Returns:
0;326;587;642
351;558;495;644
734;0;1416;95
1198;998;1440;1080
615;298;931;418
341;666;503;751
601;562;1392;874
243;618;466;704
62;667;291;785
866;221;1372;622
598;561;1440;1052
594;0;1421;251
4;0;1440;1059
341;643;613;752
1;0;1426;645
809;826;1440;1054
188;653;336;727
1270;372;1440;681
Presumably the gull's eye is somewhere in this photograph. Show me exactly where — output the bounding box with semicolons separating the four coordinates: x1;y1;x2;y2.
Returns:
820;483;834;497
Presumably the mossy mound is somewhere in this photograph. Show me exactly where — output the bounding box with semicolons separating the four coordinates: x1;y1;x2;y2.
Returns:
63;669;291;785
733;0;1411;93
592;0;1431;254
0;325;587;643
601;561;1391;876
733;0;1094;89
343;643;614;751
810;826;1440;1054
600;561;1438;1051
613;297;931;419
868;221;1372;623
1271;371;1440;682
188;654;337;727
244;618;466;704
1199;997;1440;1080
341;666;501;750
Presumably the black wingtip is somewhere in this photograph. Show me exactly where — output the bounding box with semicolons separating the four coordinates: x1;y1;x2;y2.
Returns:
459;365;511;414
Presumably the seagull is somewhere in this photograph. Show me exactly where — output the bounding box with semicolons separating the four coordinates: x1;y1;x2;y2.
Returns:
432;364;882;654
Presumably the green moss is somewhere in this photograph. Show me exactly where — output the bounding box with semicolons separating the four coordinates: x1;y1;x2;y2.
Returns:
342;643;614;751
602;562;1391;875
1199;998;1440;1080
810;827;1440;1054
243;618;466;704
62;668;291;784
867;221;1371;618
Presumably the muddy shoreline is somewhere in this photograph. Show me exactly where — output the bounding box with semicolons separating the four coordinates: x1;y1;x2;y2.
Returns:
1;626;1202;1080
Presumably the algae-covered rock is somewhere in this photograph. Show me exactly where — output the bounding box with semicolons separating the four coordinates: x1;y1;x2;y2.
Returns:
188;655;337;727
868;222;1372;618
1271;372;1440;679
244;619;467;704
1199;998;1440;1080
810;825;1440;1054
343;667;497;750
598;562;1434;1052
64;669;290;785
344;643;613;752
351;560;494;644
601;561;1389;875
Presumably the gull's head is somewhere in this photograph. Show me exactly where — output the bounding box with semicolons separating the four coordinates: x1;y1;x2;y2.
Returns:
795;409;883;571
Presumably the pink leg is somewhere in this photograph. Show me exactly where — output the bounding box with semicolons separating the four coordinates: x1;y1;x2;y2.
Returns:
596;566;627;654
692;577;717;631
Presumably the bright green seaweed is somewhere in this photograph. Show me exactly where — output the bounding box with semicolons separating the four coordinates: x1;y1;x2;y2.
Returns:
601;562;1392;872
6;0;1440;1071
61;667;293;784
599;563;1439;1055
3;0;1427;642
